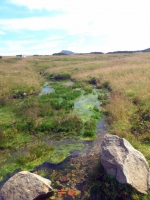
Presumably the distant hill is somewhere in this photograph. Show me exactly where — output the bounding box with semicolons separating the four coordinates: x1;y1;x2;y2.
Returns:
107;48;150;54
53;50;75;55
60;50;75;54
142;48;150;52
107;50;140;54
52;48;150;55
90;52;104;54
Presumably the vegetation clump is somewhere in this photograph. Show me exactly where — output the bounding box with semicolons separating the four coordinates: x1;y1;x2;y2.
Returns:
87;162;150;200
48;73;71;81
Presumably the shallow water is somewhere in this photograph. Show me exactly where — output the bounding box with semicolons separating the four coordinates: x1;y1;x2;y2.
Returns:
39;82;55;95
0;82;108;199
74;90;102;123
33;117;108;199
64;81;74;86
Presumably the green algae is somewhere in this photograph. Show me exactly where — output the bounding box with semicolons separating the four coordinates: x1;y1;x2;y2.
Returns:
0;142;56;181
74;90;102;123
0;141;84;181
74;89;103;140
50;143;84;164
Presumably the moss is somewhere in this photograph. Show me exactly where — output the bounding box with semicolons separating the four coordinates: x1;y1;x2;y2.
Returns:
50;152;68;164
0;142;56;181
50;143;84;164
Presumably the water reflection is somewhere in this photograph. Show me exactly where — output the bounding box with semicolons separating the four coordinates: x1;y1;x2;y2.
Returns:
39;82;55;95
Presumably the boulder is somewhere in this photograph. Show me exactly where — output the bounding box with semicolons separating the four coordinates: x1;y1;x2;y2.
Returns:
100;134;150;194
0;171;53;200
148;171;150;189
0;192;9;200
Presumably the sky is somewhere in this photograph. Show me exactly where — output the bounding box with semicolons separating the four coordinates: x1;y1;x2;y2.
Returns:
0;0;150;55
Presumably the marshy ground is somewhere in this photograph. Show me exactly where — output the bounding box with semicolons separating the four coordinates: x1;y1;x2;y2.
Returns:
0;53;150;199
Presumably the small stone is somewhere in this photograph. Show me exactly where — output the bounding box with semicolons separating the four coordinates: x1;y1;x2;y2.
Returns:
50;196;56;200
55;198;63;200
68;189;76;197
69;180;76;189
59;175;69;183
75;190;81;197
71;174;75;177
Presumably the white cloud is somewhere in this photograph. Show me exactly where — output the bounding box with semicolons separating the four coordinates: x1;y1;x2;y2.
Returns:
0;36;63;55
4;0;150;36
1;0;150;54
44;36;64;41
0;30;5;35
9;0;150;14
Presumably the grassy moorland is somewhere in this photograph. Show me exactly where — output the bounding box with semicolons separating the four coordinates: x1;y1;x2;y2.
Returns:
45;52;150;164
0;55;102;180
0;53;150;199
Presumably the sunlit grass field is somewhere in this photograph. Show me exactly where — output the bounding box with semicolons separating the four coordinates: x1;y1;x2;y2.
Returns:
1;54;150;161
0;53;150;199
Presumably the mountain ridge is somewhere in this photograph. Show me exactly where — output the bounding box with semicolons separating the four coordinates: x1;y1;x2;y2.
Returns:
53;47;150;55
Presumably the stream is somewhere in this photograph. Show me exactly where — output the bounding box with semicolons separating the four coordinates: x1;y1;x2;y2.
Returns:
33;117;108;200
35;82;108;199
0;81;108;199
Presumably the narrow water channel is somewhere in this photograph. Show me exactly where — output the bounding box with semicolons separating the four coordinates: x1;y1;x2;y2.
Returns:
0;81;108;199
32;117;108;199
35;82;108;199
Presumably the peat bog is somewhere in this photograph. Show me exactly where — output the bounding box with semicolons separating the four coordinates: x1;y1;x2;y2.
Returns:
0;54;150;199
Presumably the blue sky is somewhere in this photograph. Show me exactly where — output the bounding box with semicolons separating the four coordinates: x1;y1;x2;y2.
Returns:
0;0;150;55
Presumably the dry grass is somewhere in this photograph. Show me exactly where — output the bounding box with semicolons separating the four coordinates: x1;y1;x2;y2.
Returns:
0;57;42;97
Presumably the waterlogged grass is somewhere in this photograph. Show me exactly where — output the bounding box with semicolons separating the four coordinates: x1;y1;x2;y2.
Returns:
15;143;56;170
0;142;56;181
50;143;84;164
0;141;84;181
74;89;103;139
74;90;102;123
0;76;103;181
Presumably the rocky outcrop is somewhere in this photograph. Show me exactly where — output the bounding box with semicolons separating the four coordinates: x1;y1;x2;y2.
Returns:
100;134;150;194
0;171;53;200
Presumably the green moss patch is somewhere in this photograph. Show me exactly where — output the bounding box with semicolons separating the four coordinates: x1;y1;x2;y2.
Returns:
0;142;56;181
50;143;84;164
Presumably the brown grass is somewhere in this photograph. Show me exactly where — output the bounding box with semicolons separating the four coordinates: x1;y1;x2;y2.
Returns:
1;53;150;162
0;57;42;97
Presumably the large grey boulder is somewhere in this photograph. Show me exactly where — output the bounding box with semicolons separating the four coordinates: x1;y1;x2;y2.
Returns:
0;192;9;200
0;171;53;200
100;134;150;194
